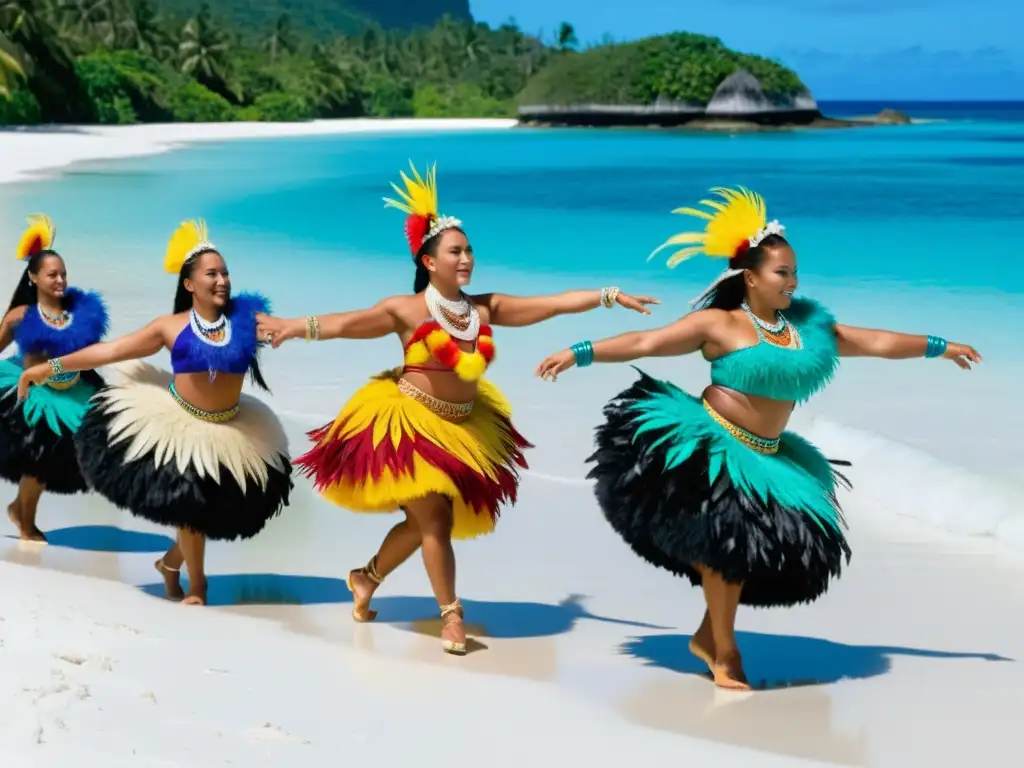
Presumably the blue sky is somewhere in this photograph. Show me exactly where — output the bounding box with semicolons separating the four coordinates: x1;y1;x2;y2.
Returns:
469;0;1021;100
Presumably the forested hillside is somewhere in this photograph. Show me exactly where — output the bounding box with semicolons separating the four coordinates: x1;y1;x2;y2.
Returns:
158;0;472;35
0;1;807;127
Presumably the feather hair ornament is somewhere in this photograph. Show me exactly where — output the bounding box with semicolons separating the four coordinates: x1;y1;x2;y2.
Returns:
164;219;216;275
646;186;786;306
383;161;462;255
16;214;57;261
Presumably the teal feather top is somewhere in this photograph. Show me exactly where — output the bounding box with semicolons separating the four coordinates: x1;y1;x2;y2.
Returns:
709;297;838;403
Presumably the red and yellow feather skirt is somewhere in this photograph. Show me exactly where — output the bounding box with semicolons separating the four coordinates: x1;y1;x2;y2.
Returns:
295;324;531;539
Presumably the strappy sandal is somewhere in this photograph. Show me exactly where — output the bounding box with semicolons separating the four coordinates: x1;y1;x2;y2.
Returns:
440;598;467;655
346;556;383;622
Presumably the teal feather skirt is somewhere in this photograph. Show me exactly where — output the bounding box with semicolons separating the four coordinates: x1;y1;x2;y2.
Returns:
0;357;103;494
586;370;852;608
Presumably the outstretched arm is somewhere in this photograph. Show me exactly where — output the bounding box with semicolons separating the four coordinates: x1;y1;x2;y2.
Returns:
17;318;168;399
256;298;401;347
477;289;658;328
535;310;718;380
835;324;981;368
48;319;167;373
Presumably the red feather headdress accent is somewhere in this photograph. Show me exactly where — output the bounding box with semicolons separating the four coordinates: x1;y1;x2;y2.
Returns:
16;214;57;261
383;161;462;254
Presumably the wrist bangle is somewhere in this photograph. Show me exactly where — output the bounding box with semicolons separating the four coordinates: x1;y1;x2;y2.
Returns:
925;335;947;358
305;315;321;342
600;286;620;309
47;358;64;375
570;340;594;367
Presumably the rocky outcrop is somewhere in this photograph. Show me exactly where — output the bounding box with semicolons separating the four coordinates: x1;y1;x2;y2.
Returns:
703;69;820;125
872;108;912;125
517;96;704;127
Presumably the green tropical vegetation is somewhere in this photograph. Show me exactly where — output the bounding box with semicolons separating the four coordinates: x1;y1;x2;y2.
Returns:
518;32;806;107
0;1;806;126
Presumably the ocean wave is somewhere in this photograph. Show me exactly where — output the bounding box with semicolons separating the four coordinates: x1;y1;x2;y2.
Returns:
802;418;1024;550
516;417;1024;552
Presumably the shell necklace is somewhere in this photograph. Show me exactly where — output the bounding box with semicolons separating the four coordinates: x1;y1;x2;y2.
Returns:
741;301;786;334
425;283;479;342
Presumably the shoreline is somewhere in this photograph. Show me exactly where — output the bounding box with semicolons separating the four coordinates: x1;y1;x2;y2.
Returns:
0;118;518;186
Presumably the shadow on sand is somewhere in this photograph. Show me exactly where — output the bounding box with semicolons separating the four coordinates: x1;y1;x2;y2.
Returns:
138;572;667;639
6;524;174;553
621;631;1013;690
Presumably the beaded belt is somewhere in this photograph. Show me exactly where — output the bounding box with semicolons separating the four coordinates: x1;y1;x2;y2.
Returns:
45;371;81;391
397;377;474;422
703;399;780;455
168;382;239;423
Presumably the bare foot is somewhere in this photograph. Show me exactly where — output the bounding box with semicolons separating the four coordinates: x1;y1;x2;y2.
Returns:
688;623;716;673
182;579;207;606
712;651;752;691
20;525;47;543
7;502;22;535
154;559;185;601
346;568;378;622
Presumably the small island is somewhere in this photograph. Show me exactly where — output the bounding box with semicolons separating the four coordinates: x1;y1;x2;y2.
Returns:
517;33;909;131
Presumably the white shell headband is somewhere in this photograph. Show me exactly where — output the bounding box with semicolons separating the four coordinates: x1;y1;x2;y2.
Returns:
688;220;787;306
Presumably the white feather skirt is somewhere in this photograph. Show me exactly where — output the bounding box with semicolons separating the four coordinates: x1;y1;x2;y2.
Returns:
74;361;293;541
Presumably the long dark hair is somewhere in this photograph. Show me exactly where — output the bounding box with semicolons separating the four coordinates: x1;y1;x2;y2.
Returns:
412;226;465;293
698;233;790;311
173;249;271;392
7;250;65;314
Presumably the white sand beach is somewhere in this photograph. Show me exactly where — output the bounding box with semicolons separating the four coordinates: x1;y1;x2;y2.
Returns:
0;118;517;185
1;119;1022;767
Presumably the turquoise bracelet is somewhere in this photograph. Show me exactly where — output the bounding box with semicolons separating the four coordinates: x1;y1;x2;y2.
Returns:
571;340;594;367
925;335;947;359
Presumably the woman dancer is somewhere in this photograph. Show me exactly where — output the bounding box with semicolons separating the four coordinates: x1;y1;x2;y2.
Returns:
18;219;292;604
535;186;981;689
255;161;657;654
0;215;109;542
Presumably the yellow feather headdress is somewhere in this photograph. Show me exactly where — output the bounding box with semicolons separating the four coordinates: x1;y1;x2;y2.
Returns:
164;219;216;274
383;161;462;254
647;186;785;306
16;214;57;261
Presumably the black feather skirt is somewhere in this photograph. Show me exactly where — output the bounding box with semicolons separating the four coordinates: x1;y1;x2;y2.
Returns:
0;358;104;494
73;362;293;541
587;370;852;608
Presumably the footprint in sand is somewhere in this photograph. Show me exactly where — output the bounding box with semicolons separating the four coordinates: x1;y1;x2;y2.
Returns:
243;722;308;745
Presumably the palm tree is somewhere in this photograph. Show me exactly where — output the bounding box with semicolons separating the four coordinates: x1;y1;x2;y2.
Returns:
556;22;578;52
54;0;113;49
264;12;296;64
115;0;168;58
0;30;25;97
178;3;229;91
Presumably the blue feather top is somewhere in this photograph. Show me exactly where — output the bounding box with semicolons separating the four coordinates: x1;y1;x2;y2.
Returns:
171;291;271;375
709;297;839;403
13;287;110;359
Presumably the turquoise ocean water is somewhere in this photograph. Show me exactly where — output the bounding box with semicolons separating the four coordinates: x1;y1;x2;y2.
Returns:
1;108;1022;542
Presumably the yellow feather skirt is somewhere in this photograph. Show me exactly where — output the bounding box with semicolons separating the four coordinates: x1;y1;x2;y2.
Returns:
295;369;531;539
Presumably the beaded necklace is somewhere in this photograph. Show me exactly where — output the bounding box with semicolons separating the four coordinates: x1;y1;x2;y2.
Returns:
741;302;802;350
38;304;72;330
189;308;231;381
